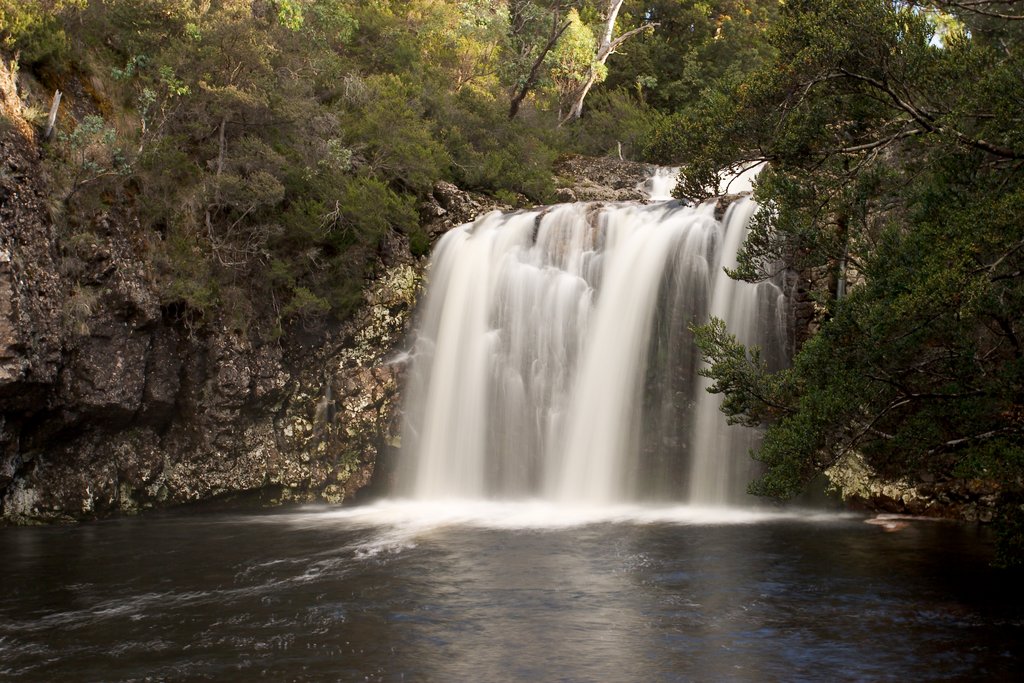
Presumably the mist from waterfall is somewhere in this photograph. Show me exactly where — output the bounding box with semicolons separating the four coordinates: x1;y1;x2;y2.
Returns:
398;179;789;506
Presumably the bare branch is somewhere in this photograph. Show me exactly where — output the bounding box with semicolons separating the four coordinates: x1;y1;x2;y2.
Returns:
606;22;659;55
932;0;1024;20
838;128;922;154
929;428;1015;454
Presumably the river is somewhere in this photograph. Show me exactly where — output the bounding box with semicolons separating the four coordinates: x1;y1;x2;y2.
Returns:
1;500;1020;681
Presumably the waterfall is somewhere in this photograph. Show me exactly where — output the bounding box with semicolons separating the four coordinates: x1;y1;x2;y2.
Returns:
398;178;789;506
639;166;680;201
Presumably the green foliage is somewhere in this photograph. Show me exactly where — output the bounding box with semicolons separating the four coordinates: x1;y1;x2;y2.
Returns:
273;0;305;31
994;500;1024;569
644;78;745;197
0;0;83;65
572;87;662;159
609;1;777;111
282;286;330;320
326;175;418;250
408;225;431;258
683;0;1024;561
339;74;451;194
308;1;358;45
22;0;762;330
434;87;560;201
161;225;220;315
692;318;793;429
52;114;132;206
546;8;601;112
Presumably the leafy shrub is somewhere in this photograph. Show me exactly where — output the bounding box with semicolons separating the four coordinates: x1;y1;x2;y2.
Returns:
51;114;132;208
339;74;450;195
573;88;662;160
282;285;330;321
432;88;560;202
160;225;219;314
0;0;83;66
408;225;431;257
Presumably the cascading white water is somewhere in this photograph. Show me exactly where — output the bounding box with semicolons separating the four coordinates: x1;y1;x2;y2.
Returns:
639;166;680;201
398;176;789;505
687;199;789;504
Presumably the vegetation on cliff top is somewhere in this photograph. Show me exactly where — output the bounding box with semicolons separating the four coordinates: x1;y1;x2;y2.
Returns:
1;0;770;334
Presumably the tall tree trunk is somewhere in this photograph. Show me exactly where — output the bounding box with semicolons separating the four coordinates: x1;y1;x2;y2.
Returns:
509;14;572;119
560;0;656;125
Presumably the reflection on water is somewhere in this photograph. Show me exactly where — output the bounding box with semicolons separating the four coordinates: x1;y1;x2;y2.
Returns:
0;502;1020;682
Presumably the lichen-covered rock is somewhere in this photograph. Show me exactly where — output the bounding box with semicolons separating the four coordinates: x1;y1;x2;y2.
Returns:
420;180;510;238
826;451;1000;523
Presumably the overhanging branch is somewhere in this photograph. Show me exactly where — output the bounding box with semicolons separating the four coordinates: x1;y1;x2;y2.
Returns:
837;69;1024;159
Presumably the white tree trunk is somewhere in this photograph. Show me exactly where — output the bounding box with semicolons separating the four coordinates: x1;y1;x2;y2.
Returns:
44;90;62;141
561;1;655;125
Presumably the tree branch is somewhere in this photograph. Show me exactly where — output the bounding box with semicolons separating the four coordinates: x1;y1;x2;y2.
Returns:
929;428;1015;454
837;69;1024;159
933;0;1024;20
510;15;572;119
838;127;922;154
605;22;659;56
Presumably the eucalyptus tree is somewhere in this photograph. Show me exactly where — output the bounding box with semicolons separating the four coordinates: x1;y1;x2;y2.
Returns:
557;0;658;123
601;0;779;113
506;0;576;118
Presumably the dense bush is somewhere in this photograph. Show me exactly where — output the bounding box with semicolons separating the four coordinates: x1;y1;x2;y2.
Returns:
0;0;84;66
23;1;691;331
670;0;1024;565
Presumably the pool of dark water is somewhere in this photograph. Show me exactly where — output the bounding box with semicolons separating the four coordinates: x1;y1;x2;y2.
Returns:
0;501;1020;681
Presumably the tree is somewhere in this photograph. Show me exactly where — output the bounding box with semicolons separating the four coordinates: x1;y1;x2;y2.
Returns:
547;8;602;119
602;0;779;114
508;3;572;119
664;0;1024;565
558;0;656;124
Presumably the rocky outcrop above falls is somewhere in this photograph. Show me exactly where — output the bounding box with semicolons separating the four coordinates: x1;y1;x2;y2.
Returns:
553;155;652;202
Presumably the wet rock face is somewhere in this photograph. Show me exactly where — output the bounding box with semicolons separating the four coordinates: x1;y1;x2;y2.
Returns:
0;233;415;521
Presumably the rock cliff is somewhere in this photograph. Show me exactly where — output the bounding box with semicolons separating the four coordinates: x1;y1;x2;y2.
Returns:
0;71;509;521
